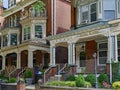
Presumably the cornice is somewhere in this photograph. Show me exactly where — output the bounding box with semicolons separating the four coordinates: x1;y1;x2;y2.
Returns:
3;0;37;18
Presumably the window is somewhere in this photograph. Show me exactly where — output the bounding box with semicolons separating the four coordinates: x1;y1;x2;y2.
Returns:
90;3;97;22
81;5;89;21
98;43;107;65
35;25;42;38
3;35;8;47
80;3;97;24
104;10;115;20
11;33;17;45
24;27;30;40
79;51;86;67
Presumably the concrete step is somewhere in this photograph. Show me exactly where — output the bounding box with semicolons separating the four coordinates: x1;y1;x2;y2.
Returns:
26;85;35;90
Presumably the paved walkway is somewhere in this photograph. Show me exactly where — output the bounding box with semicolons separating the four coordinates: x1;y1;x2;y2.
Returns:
26;85;35;90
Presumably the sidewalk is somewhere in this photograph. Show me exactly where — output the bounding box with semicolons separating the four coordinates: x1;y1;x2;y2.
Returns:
26;85;35;90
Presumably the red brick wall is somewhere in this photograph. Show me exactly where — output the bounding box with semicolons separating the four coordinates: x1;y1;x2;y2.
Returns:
86;40;97;59
56;0;71;34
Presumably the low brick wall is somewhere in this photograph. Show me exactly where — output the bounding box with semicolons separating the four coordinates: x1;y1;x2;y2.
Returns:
38;85;109;90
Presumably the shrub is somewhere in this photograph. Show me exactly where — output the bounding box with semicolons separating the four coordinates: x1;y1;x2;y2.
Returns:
84;81;92;88
85;74;95;86
25;69;33;78
98;73;109;83
112;81;120;89
66;75;76;81
9;78;17;83
76;74;85;87
46;81;76;87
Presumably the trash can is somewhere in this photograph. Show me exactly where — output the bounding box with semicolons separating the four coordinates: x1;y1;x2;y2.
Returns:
17;79;25;90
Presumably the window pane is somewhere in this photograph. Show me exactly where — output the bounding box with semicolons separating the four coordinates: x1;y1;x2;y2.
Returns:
11;34;17;45
24;27;30;40
99;51;107;57
3;35;8;47
81;5;89;21
35;25;42;38
91;13;97;22
99;57;107;64
104;10;115;20
91;3;96;13
99;43;107;49
90;3;97;22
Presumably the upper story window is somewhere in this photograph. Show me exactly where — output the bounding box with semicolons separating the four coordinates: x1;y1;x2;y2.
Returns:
80;3;97;24
11;33;17;45
35;25;42;38
104;10;115;21
24;27;30;41
81;5;89;21
3;34;8;47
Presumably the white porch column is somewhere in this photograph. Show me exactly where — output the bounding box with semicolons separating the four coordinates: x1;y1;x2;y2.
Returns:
68;42;75;65
50;46;56;66
17;52;21;69
2;55;6;70
108;34;118;83
108;35;118;62
28;49;33;68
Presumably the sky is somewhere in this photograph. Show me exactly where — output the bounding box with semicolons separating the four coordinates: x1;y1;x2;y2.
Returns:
3;0;8;8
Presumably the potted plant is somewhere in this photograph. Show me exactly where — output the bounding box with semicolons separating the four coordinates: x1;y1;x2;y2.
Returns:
25;69;33;85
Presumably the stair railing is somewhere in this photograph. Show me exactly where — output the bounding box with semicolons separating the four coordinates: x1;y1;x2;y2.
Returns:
58;63;68;75
17;67;26;81
8;68;17;80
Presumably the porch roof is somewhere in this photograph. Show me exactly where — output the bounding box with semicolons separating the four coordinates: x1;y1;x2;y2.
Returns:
46;21;109;40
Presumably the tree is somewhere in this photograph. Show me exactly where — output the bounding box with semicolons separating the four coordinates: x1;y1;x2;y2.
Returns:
33;0;45;12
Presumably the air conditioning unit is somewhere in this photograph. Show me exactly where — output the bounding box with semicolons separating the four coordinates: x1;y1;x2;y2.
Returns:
81;20;88;24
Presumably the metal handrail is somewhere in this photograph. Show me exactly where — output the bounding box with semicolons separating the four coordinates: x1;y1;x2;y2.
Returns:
44;66;52;83
17;67;26;81
8;68;17;80
58;63;68;75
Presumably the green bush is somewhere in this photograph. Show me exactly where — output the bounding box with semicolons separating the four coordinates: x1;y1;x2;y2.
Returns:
76;74;85;87
85;74;95;86
25;69;33;78
84;81;92;88
112;81;120;89
66;75;76;81
9;78;17;83
98;73;109;83
46;81;76;87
